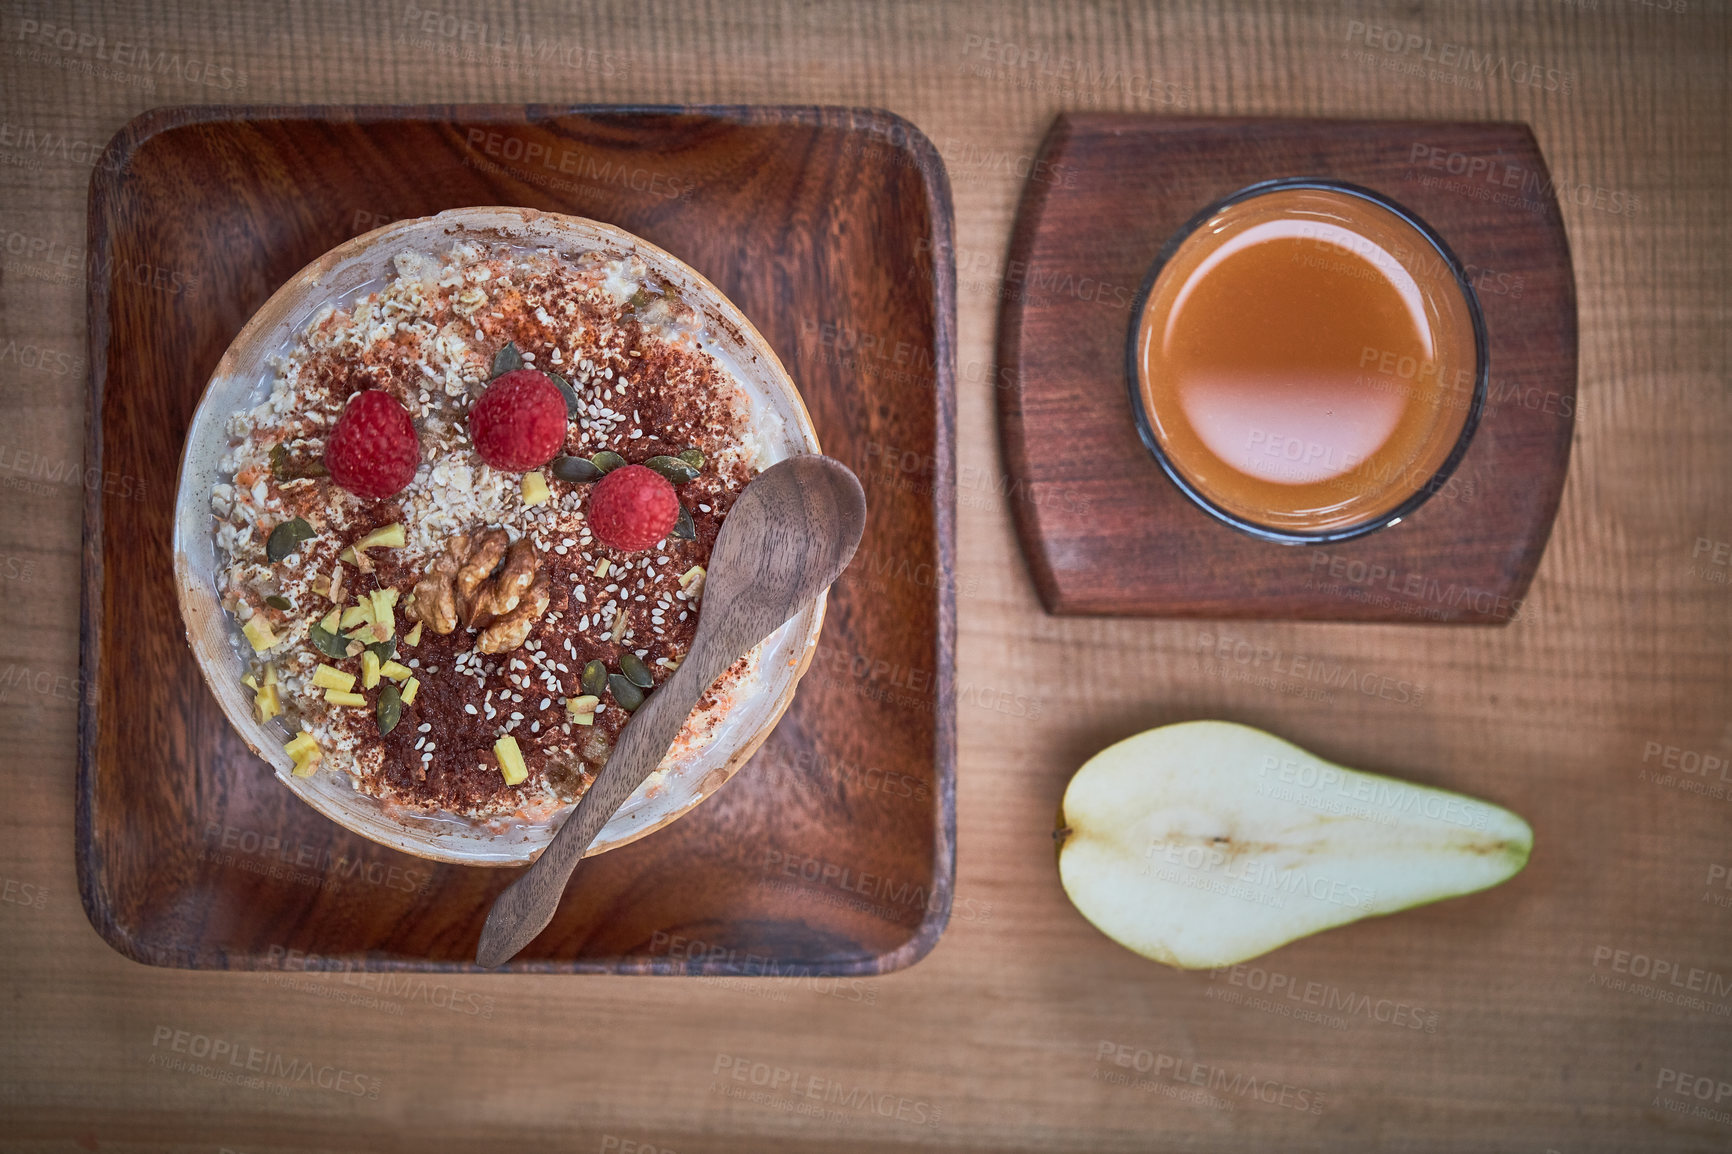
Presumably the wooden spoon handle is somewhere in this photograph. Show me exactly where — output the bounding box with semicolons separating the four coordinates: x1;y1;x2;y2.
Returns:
473;633;734;967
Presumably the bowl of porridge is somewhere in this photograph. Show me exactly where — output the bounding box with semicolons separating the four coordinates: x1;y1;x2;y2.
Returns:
175;207;825;865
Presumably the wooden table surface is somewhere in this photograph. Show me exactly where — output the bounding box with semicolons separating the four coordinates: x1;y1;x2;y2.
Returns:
2;2;1727;1150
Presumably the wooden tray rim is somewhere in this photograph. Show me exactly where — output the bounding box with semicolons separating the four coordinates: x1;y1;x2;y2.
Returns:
77;102;958;975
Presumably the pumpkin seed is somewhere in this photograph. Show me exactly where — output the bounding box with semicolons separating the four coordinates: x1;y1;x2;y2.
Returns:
366;638;396;663
670;504;696;540
619;651;653;689
581;659;608;696
490;341;523;379
264;594;291;611
677;448;704;469
266;517;315;562
591;450;626;473
377;684;402;736
608;673;644;712
307;622;350;659
549;454;602;483
643;455;700;484
547;372;581;418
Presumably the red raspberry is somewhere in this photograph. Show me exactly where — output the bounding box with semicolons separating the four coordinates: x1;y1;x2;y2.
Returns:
468;369;569;471
588;464;680;551
324;390;419;500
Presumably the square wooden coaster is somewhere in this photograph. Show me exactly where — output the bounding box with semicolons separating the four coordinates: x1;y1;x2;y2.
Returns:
995;114;1575;622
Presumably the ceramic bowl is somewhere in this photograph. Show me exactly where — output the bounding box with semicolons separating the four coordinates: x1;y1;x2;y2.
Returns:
174;207;823;865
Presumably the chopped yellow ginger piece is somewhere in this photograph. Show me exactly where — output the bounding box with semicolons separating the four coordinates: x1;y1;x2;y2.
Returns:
241;615;278;652
565;694;599;715
521;470;550;507
284;731;322;777
361;650;382;689
353;523;406;551
493;735;528;785
369;589;395;641
570;712;595;726
253;666;282;723
311;665;356;692
380;660;413;681
324;689;366;707
592;558;610;578
403;622;423;647
241;673;258;690
318;607;341;633
339;602;371;630
678;565;706;602
401;677;420;705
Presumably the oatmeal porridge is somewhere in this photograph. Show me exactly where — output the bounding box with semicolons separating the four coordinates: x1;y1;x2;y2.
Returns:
210;240;772;824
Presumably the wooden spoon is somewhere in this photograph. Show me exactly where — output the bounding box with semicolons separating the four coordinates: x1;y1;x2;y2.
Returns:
475;454;867;967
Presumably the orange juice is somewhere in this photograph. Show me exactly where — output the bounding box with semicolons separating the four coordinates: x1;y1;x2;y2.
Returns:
1132;182;1483;539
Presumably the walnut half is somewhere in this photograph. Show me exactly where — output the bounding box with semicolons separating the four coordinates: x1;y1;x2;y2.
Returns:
408;533;467;635
407;528;551;653
478;569;551;653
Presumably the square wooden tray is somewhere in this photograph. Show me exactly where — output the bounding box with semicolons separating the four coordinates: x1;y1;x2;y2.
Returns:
996;114;1576;621
77;104;955;973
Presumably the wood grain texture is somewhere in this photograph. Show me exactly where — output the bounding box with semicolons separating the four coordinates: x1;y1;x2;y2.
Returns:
478;455;867;966
77;105;955;974
0;2;1727;1152
998;114;1575;620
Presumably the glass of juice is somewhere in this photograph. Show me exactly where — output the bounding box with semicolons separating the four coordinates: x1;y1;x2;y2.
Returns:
1128;179;1487;543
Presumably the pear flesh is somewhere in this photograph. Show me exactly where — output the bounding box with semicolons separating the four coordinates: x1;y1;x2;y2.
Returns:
1057;721;1533;969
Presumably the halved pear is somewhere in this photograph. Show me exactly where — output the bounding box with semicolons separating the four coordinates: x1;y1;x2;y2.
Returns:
1057;720;1532;969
